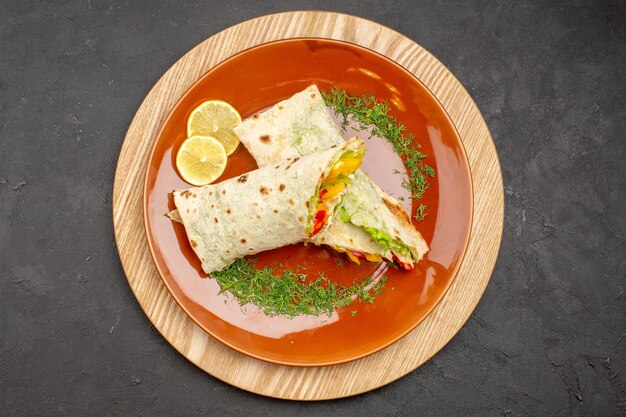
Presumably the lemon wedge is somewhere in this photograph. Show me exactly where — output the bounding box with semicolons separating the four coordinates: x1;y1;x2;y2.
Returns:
176;136;227;186
186;100;241;155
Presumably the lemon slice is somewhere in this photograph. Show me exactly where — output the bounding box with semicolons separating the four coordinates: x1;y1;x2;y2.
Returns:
186;100;241;155
176;136;227;186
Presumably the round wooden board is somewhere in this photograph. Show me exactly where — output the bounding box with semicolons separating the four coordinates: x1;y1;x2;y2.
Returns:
113;11;503;400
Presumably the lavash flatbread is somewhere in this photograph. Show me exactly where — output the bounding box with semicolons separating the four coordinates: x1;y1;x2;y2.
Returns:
233;84;429;265
173;137;364;274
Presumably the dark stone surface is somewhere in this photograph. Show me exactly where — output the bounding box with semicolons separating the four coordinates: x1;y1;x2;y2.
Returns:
1;1;625;415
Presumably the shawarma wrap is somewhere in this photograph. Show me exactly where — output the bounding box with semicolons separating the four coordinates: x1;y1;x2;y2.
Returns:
172;137;365;274
233;84;429;269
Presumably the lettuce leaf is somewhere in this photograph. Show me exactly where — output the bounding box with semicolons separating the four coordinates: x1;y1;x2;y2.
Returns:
338;206;412;259
362;226;410;257
338;206;352;223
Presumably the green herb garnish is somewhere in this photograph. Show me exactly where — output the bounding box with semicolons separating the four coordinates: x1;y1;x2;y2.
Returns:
414;204;427;222
211;258;388;317
322;88;434;220
333;258;345;268
351;310;358;316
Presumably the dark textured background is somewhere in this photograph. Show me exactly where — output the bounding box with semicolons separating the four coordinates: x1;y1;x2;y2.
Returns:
1;1;625;416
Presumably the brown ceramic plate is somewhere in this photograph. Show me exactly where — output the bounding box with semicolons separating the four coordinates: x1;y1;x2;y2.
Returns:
143;38;472;367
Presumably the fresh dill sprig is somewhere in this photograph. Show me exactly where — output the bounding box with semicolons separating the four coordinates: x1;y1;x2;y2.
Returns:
322;88;435;220
211;258;388;317
414;204;427;222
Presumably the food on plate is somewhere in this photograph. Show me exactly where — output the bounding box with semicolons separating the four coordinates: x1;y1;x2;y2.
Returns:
175;135;227;186
171;137;365;274
322;87;435;220
186;100;241;155
233;84;429;269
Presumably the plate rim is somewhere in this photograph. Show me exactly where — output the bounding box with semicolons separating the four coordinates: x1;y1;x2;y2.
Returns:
141;37;474;367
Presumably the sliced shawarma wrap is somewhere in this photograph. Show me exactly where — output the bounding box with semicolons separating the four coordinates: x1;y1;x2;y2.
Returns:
171;137;365;274
233;84;429;269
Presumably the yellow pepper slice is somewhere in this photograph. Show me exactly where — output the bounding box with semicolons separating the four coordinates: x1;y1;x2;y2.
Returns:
321;182;346;200
346;251;361;264
325;156;362;183
364;253;383;262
